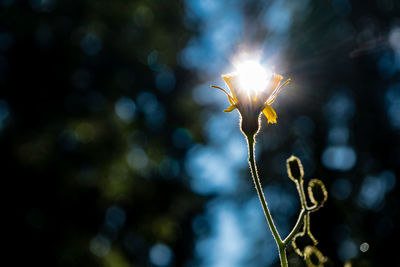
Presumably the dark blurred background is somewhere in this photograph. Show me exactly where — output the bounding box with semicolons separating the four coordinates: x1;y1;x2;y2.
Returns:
1;0;399;266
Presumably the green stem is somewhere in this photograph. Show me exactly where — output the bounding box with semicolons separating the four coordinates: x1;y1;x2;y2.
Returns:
295;179;310;233
304;213;310;232
246;135;286;266
283;208;306;245
283;175;313;245
296;180;307;209
279;245;288;267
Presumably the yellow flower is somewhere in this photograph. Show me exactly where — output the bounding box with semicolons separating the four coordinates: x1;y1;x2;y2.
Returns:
211;65;290;136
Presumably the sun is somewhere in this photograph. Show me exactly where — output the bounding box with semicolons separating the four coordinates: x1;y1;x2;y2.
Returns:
235;60;272;95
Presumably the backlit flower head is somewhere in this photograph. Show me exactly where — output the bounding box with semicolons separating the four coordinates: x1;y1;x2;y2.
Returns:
211;61;290;136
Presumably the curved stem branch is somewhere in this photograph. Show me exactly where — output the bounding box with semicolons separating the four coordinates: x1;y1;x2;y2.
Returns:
283;177;313;245
283;208;306;245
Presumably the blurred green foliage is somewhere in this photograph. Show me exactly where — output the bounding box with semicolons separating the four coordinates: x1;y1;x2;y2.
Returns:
1;0;206;266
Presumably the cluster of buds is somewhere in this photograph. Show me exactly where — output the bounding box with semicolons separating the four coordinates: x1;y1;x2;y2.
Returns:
286;155;329;265
286;155;328;208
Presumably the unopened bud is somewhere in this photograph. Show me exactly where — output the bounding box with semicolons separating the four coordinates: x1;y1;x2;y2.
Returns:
292;231;318;257
304;246;327;267
308;179;328;208
286;155;304;182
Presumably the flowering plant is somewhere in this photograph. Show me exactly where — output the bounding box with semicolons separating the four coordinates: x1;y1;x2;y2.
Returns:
211;61;328;267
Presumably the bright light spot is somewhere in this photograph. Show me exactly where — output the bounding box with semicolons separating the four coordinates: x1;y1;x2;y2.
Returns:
115;97;136;123
356;172;394;210
149;243;173;266
321;146;356;171
90;235;110;257
360;242;369;252
186;145;237;194
126;147;148;171
235;60;271;95
194;202;247;267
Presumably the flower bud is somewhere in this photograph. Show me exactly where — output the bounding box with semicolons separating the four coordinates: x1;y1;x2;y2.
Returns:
292;231;318;257
286;155;304;182
240;113;261;137
308;179;328;208
304;246;327;267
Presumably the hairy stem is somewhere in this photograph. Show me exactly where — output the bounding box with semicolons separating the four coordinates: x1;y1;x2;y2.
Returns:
297;180;308;209
279;245;288;267
295;179;311;233
283;209;306;245
246;135;286;266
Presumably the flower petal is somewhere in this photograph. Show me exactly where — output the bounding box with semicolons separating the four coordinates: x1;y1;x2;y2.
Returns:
262;105;277;124
223;105;236;113
210;85;236;105
270;73;283;91
222;73;239;101
266;78;291;105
